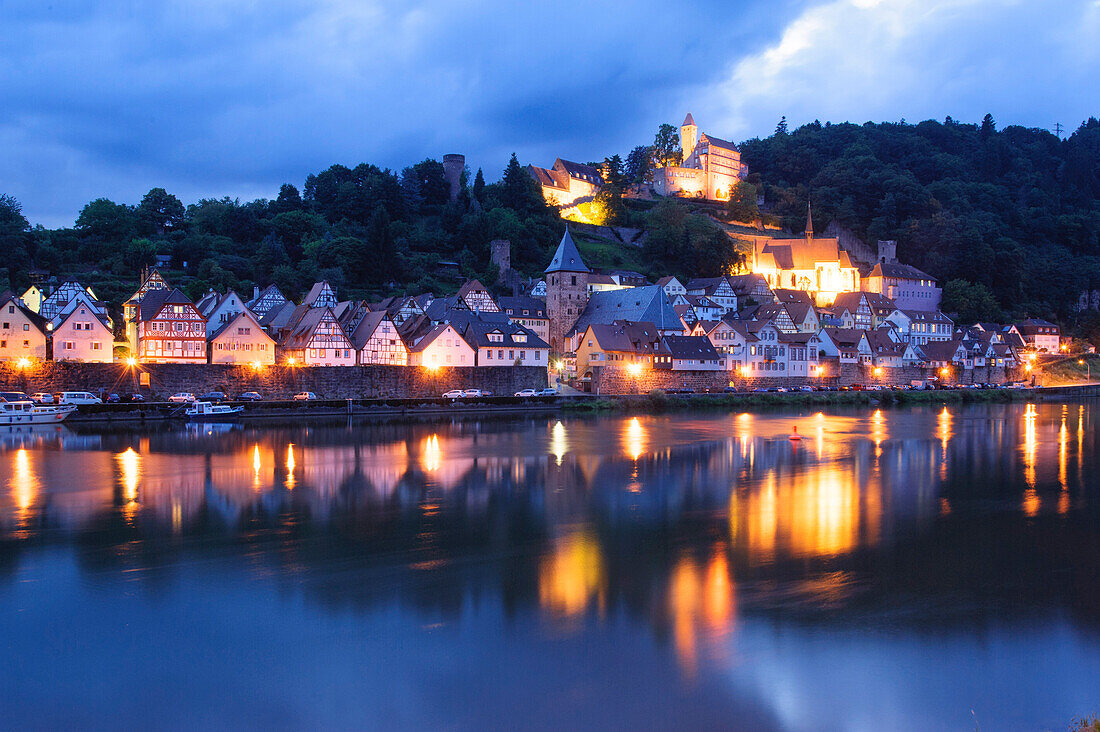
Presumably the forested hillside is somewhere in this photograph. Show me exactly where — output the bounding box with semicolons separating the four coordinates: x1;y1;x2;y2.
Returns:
0;155;568;308
1;115;1097;326
739;116;1100;321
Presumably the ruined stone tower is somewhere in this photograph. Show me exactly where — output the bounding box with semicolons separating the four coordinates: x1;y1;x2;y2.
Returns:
442;153;465;202
544;229;590;353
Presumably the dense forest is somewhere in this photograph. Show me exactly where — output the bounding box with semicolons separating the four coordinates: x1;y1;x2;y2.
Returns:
1;115;1097;328
738;116;1100;323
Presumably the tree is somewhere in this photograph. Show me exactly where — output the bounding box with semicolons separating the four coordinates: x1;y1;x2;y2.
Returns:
0;193;29;234
624;145;654;186
942;279;1000;323
499;153;546;215
270;183;303;215
136;187;185;234
601;154;627;190
775;116;788;135
725;181;759;223
472;168;486;203
365;205;397;285
980;113;996;139
75;198;137;243
653;124;683;168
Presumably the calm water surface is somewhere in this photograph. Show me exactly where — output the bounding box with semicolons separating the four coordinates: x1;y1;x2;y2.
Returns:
1;402;1098;730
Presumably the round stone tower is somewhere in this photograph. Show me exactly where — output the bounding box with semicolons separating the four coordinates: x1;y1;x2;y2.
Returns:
442;154;465;202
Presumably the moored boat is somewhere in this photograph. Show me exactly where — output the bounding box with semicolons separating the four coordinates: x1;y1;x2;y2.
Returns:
0;400;78;425
185;401;245;421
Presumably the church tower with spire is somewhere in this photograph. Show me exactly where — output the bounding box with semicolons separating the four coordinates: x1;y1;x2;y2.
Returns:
544;229;590;353
805;201;814;243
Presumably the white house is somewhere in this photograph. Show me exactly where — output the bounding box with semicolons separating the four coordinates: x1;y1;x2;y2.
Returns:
408;324;476;368
209;309;276;365
0;292;49;362
52;301;114;362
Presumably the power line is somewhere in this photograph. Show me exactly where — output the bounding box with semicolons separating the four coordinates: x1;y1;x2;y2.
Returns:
1053;122;1064;139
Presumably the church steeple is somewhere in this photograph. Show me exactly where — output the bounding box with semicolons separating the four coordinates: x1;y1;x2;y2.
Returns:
805;201;814;241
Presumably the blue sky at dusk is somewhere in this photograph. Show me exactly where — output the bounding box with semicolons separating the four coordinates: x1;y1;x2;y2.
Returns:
3;0;1098;227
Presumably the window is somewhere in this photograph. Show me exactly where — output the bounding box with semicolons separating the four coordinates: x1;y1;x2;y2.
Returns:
486;350;492;359
1;322;7;329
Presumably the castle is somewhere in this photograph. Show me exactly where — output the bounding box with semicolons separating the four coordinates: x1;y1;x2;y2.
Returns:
650;113;748;201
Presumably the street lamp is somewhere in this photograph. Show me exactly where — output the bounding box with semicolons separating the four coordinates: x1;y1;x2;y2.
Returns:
1079;359;1090;382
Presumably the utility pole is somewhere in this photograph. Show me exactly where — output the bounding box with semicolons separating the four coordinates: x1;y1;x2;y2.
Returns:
1053;122;1064;139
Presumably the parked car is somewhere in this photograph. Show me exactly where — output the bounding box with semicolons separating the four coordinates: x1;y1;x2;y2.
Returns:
514;389;537;397
462;389;483;398
293;392;318;401
56;391;102;405
105;393;121;403
442;389;465;399
722;386;739;393
168;393;196;403
199;391;227;403
31;392;55;404
0;392;32;402
124;393;146;403
238;392;263;402
536;388;558;397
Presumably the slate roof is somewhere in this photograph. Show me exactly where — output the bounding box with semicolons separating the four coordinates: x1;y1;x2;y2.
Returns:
755;237;855;270
208;308;270;342
868;262;936;281
498;296;547;319
137;288;197;322
568;285;681;336
585;321;660;354
659;335;721;360
408;324;462;353
545;230;590;274
461;322;549;350
700;133;738;152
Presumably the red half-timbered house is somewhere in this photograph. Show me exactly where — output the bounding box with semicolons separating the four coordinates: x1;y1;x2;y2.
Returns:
135;289;208;363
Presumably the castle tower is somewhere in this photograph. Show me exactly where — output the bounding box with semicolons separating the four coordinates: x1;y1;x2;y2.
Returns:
877;240;897;264
544;229;590;353
680;112;698;163
442;153;465;201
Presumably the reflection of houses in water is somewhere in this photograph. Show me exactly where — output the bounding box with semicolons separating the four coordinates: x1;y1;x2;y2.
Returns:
2;404;1096;551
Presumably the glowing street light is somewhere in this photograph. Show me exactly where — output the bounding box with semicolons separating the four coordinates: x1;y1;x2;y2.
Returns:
125;356;137;367
1079;358;1090;382
872;366;883;378
16;357;31;370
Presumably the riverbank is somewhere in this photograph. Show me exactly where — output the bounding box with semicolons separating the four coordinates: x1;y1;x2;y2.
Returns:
55;383;1094;425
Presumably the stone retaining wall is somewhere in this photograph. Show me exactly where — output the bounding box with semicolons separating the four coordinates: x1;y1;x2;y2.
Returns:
0;362;548;400
585;363;1025;394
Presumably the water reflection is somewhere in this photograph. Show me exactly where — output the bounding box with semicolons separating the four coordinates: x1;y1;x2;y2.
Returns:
0;404;1098;729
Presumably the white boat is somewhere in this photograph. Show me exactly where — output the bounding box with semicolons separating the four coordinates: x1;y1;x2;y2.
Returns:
185;401;245;421
0;399;78;425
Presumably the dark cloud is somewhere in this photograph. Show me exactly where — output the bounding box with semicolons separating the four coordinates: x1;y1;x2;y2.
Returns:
1;0;1094;227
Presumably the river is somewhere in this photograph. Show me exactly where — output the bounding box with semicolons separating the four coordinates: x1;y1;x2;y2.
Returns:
1;402;1098;730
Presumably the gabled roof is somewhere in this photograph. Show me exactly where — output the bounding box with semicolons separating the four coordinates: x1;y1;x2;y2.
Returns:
699;133;737;152
259;301;297;331
346;311;397;351
545;230;590;274
682;112;695;127
919;339;965;362
584;321;660;354
246;284;288;314
556;158;602;183
904;309;953;324
660;335;720;360
208;307;270;342
408;323;465;353
281;307;347;350
303;280;337;307
137;288;198;322
0;291;48;333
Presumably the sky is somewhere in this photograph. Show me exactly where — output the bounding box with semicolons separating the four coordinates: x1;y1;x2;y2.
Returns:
2;0;1098;228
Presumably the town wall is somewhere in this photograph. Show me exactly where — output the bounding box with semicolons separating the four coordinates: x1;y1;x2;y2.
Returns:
0;362;548;400
587;363;1025;394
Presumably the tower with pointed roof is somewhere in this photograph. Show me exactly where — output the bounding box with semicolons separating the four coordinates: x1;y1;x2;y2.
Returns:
680;112;698;163
805;201;814;242
544;229;590;353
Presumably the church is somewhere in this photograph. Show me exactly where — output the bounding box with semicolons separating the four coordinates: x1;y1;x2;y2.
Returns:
651;113;748;201
750;206;860;306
